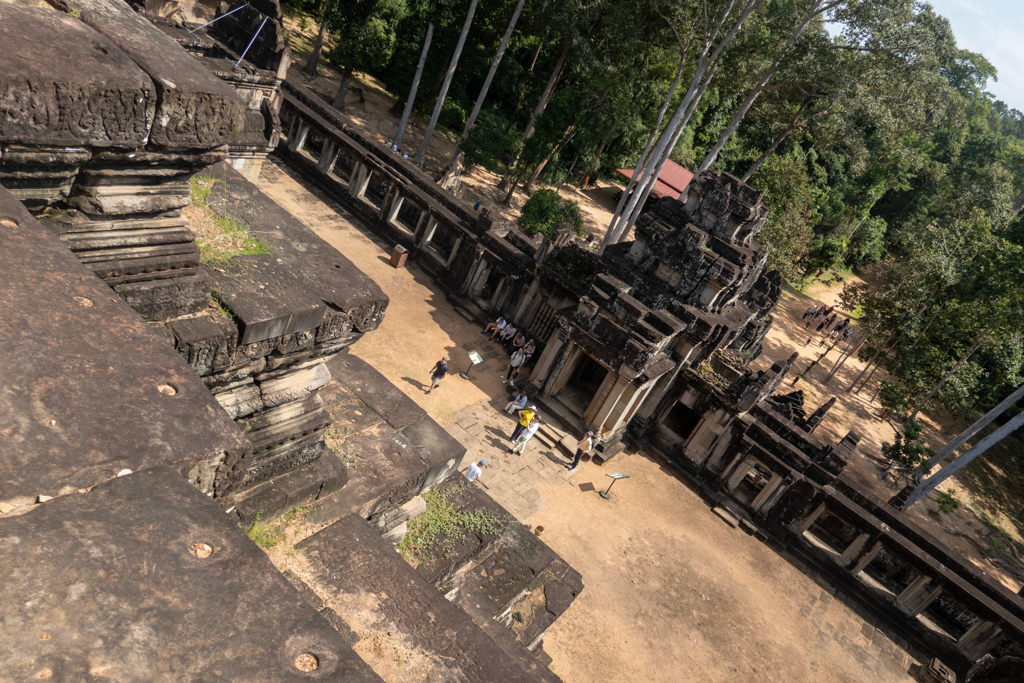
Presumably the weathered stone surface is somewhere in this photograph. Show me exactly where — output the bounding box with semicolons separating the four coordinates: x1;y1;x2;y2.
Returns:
0;185;249;500
0;6;156;147
259;362;332;408
0;468;382;682
327;353;427;430
205;162;389;335
113;268;212;321
210;257;327;345
64;0;245;147
298;514;549;683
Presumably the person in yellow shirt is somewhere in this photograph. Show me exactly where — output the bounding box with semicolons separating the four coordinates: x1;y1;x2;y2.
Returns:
510;405;537;443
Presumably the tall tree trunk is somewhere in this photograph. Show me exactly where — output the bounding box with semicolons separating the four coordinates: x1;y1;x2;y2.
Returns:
907;335;985;421
415;0;480;168
1013;189;1024;219
524;123;576;194
507;37;546;131
395;21;435;149
602;0;762;253
740;100;810;182
693;0;828;182
847;330;895;392
906;407;1024;508
332;67;354;110
500;39;571;203
441;0;526;180
918;381;1024;474
577;140;606;189
304;0;336;78
603;57;685;241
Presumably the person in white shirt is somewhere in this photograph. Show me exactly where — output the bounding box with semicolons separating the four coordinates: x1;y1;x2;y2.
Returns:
504;348;527;385
569;431;594;473
512;416;540;455
461;460;487;483
485;316;507;340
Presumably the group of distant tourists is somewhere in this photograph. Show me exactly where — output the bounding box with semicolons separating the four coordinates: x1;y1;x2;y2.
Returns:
801;304;853;347
430;313;596;487
484;315;537;387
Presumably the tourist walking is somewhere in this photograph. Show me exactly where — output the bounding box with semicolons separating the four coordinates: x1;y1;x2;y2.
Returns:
505;348;527;385
504;389;528;414
511;415;540;455
461;459;487;483
426;355;448;394
568;431;594;473
510;405;537;443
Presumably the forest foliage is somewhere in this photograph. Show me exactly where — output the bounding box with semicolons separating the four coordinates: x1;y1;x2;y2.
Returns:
295;0;1024;419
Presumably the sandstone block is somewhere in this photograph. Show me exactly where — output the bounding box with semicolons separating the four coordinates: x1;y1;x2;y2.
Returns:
0;7;156;147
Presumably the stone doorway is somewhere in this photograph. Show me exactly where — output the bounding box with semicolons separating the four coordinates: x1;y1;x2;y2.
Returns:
556;352;607;418
662;400;702;441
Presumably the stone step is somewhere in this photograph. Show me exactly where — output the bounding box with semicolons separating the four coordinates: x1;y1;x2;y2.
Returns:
298;514;561;683
532;430;556;450
713;506;740;528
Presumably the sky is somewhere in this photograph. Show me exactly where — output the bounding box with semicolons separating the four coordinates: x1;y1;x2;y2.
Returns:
926;0;1024;111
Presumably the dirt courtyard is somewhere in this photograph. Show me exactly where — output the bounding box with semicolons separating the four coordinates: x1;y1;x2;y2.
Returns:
256;158;918;683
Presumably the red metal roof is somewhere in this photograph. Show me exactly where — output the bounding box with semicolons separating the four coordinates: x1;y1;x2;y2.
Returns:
616;160;694;200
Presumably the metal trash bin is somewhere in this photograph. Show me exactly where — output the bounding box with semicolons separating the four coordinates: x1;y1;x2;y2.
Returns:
390;244;408;268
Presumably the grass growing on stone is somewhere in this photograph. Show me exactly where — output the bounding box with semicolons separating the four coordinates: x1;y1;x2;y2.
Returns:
245;506;312;549
246;511;284;549
187;176;269;270
399;486;508;566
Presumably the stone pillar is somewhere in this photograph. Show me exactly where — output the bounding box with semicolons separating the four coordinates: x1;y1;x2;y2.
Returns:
792;502;826;534
529;332;565;386
608;380;656;435
838;535;881;574
289;120;309;153
543;342;580;397
387;194;404;224
317;140;337;174
895;576;943;617
590;372;630;432
445;237;462;268
750;473;783;513
466;256;488;295
348;163;370;198
419;217;437;248
956;620;1005;661
512;277;541;325
725;456;754;492
413;211;430;241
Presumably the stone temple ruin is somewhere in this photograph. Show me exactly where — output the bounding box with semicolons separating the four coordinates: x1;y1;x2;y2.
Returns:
275;47;1024;680
0;0;1023;680
0;1;579;680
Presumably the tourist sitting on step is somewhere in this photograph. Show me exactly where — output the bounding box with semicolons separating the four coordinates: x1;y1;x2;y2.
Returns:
505;389;529;414
484;315;507;338
508;331;527;356
498;324;518;348
511;415;541;455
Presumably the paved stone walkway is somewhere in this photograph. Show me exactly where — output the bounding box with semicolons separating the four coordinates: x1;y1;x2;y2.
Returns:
446;399;581;521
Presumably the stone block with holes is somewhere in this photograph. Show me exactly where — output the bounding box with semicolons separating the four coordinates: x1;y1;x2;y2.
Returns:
0;468;382;682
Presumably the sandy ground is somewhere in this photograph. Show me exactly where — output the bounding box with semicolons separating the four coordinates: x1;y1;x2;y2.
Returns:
256;158;919;683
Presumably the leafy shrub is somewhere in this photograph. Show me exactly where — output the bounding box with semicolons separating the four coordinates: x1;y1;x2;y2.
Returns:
936;490;960;514
518;188;584;239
